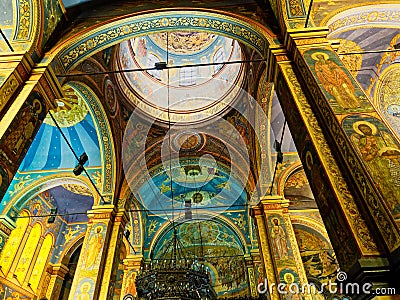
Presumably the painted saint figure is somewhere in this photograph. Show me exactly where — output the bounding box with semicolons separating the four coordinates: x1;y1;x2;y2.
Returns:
312;52;361;109
85;226;104;269
350;120;400;212
270;218;288;260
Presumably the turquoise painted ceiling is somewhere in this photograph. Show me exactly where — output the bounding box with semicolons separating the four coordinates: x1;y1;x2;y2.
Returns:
19;112;100;172
138;161;247;217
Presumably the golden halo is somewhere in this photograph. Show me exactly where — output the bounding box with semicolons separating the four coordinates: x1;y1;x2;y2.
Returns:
33;99;42;114
94;225;103;233
283;272;295;283
80;282;91;291
271;217;280;225
311;51;329;61
305;151;313;170
353;120;377;135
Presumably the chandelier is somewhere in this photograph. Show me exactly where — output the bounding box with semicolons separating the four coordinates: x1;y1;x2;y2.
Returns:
135;228;217;300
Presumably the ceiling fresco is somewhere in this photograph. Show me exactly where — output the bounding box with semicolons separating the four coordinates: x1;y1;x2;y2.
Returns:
137;160;247;217
116;33;243;123
310;1;399;27
18;86;101;172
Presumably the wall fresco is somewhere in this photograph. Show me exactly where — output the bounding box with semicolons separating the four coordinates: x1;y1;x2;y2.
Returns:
293;224;338;284
343;115;400;218
303;49;370;112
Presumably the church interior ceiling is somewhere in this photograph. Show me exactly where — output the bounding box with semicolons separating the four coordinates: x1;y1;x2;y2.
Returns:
0;0;399;298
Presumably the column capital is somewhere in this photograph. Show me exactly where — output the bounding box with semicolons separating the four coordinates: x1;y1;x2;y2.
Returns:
285;27;330;50
50;263;69;277
260;195;290;210
0;215;16;235
87;204;116;220
123;254;144;268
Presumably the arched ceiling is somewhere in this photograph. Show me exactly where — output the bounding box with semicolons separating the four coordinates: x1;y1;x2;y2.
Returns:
18;86;101;172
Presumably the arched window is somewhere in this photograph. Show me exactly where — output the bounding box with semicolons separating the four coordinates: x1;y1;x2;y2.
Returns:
30;233;53;291
0;210;30;274
147;53;161;80
14;222;42;282
180;66;197;86
213;47;225;74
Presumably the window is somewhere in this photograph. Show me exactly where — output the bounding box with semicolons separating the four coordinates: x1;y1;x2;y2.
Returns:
180;66;197;86
213;47;225;74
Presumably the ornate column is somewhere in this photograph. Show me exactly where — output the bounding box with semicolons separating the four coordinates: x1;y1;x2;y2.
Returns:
0;52;33;114
244;253;258;298
120;254;144;299
268;35;396;288
68;205;116;300
261;196;310;299
98;208;129;299
45;263;69;300
250;205;279;299
0;63;61;201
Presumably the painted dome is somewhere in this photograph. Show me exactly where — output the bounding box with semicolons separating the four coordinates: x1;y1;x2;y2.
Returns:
116;31;244;123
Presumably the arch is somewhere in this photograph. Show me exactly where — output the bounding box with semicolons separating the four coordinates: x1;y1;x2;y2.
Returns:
277;161;303;196
46;9;279;73
1;174;96;216
149;213;248;259
324;4;400;32
60;235;85;266
64;81;116;200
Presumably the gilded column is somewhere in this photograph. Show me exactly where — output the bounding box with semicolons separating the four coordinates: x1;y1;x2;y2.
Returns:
0;63;61;201
269;41;394;287
120;254;144;299
286;29;400;250
45;263;69;300
98;208;129;299
68;205;116;300
261;196;310;300
244;253;258;298
250;205;279;299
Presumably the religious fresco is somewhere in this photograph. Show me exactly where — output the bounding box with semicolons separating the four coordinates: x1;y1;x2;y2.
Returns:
40;0;63;51
80;223;107;273
375;64;400;136
267;215;295;269
284;169;317;209
116;33;244;123
137;161;247;217
303;49;370;113
0;92;47;176
343;115;400;218
293;224;338;285
151;219;249;297
278;268;301;298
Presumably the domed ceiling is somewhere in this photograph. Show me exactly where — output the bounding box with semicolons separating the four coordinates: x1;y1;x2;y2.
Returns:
116;31;244;123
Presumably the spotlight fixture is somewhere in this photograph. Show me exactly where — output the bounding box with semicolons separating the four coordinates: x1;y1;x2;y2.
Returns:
48;208;57;223
73;152;88;176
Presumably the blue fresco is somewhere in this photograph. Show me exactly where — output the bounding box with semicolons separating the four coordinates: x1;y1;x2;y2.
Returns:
19;113;100;171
